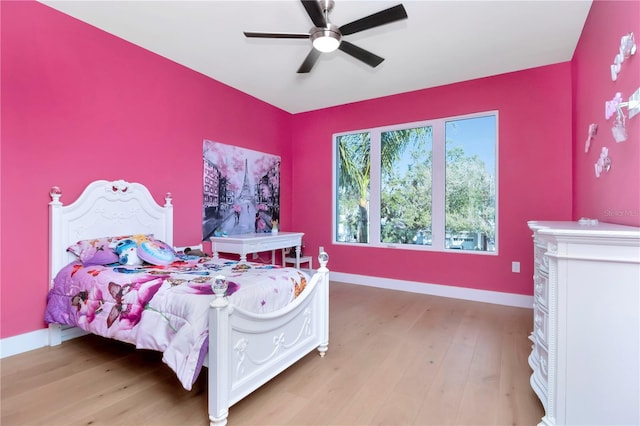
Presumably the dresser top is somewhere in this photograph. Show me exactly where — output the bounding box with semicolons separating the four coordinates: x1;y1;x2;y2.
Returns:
528;220;640;239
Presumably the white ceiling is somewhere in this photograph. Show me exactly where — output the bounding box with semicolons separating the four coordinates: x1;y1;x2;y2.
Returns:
39;0;592;114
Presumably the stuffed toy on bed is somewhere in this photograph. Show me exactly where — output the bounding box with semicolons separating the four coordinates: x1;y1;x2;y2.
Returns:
111;236;177;266
113;238;143;265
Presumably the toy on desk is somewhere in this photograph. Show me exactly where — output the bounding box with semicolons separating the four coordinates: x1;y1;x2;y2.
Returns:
213;227;227;237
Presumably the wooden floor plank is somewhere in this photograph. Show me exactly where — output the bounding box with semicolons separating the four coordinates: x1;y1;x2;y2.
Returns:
1;282;544;426
413;305;480;425
455;304;503;425
496;308;544;426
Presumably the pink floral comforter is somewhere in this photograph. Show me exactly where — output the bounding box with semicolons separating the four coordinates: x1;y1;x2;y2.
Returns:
44;256;309;390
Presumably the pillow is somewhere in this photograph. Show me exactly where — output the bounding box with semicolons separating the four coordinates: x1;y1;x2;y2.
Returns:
67;237;119;265
138;238;176;266
67;234;151;265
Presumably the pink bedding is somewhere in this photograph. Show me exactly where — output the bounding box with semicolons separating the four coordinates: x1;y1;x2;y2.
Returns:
44;256;309;389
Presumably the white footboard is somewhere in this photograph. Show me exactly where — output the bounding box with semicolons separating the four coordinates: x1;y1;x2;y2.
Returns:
208;253;330;426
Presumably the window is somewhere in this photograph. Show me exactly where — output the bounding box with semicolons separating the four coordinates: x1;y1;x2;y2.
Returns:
334;112;497;253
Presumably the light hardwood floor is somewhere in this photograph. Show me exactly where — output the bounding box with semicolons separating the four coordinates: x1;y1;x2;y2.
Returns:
1;282;543;425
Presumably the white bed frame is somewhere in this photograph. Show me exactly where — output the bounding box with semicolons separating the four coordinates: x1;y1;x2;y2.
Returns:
48;179;329;425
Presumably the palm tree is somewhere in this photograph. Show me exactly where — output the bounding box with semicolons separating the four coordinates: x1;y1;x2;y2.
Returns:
337;128;430;243
337;133;370;242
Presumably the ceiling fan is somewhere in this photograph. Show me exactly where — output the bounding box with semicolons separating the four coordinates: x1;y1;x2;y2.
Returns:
243;0;408;73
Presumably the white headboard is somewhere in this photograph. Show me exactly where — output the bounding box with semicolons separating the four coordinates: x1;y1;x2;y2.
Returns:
49;179;173;287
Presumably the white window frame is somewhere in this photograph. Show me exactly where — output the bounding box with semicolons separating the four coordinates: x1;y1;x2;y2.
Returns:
332;110;499;255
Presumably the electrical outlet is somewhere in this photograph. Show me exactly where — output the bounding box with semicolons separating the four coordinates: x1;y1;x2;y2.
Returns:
512;261;520;273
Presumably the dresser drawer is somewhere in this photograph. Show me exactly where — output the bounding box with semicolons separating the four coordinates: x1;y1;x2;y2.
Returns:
531;365;548;410
534;271;549;309
528;333;539;370
537;342;549;383
534;244;546;263
529;336;549;411
533;303;549;349
531;337;549;381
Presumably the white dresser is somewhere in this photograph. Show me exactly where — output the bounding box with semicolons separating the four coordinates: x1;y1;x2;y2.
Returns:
527;221;640;426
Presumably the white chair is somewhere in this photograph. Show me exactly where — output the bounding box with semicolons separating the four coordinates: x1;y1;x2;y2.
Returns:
282;247;313;270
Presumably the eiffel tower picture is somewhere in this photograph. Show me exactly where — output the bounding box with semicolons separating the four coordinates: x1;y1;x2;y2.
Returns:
202;141;280;238
238;158;253;202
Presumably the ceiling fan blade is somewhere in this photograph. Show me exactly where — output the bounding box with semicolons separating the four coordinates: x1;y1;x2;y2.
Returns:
339;40;384;68
244;32;310;39
339;4;408;36
300;0;326;28
297;48;322;73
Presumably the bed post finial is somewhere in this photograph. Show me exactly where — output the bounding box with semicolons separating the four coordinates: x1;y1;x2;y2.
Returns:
211;275;229;308
49;186;62;204
317;251;329;270
165;192;173;207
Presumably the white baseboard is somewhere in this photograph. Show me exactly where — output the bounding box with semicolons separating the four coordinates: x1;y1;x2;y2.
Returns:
0;329;49;359
330;272;534;309
2;273;531;360
1;325;88;359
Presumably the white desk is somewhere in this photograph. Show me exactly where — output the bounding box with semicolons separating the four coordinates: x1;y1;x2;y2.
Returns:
210;232;304;266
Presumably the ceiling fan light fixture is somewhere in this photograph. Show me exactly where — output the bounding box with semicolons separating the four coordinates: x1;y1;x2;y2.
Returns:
311;25;341;53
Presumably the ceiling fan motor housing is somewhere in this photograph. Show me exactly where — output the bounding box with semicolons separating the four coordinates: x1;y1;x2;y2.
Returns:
310;23;342;51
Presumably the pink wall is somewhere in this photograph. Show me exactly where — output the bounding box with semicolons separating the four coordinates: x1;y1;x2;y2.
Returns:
290;64;573;296
0;1;293;339
572;0;640;226
8;0;623;340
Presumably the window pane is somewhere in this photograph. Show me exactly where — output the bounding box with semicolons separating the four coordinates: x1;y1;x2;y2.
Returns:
445;115;496;251
380;127;433;245
335;132;370;243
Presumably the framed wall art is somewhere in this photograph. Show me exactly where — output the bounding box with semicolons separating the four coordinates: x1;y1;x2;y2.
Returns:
202;140;280;239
